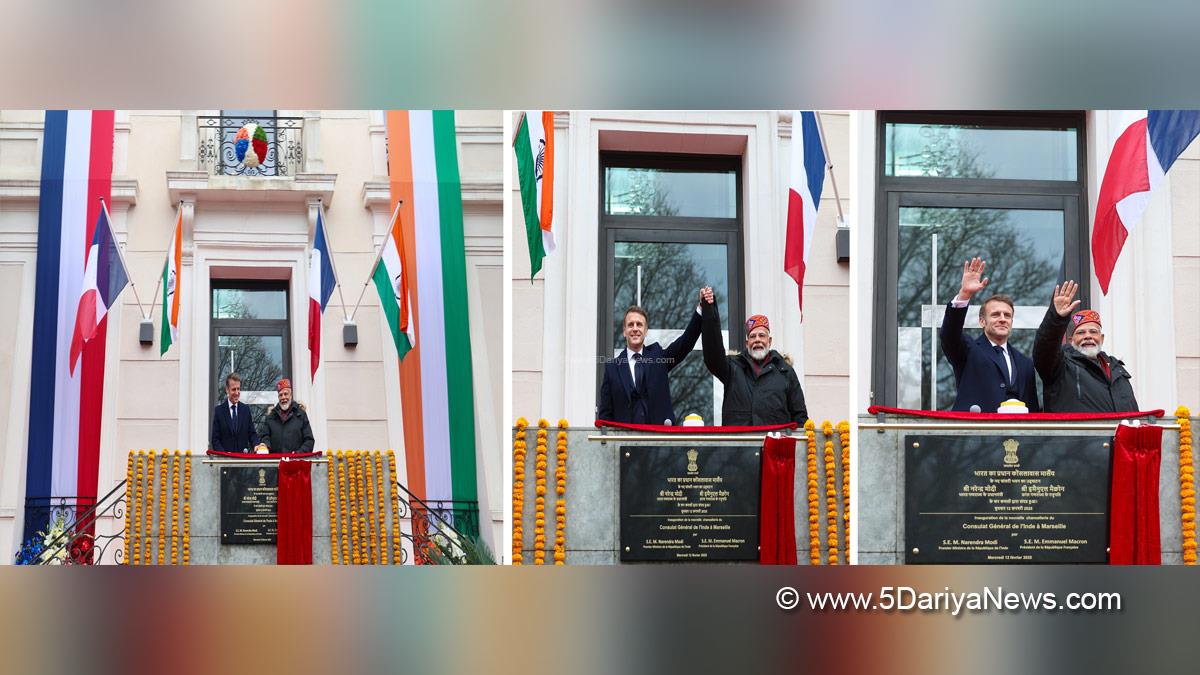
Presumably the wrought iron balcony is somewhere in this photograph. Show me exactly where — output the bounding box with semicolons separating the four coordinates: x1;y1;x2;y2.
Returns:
197;115;304;177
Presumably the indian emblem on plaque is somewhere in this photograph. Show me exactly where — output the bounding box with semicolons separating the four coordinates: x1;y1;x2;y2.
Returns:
258;468;267;485
687;448;699;473
1002;438;1020;466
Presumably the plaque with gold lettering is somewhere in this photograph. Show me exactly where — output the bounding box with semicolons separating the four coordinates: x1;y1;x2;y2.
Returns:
620;446;760;562
905;435;1109;563
220;466;279;544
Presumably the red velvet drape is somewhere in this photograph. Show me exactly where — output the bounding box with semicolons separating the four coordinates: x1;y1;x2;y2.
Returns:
1109;424;1162;565
277;460;313;565
759;436;797;565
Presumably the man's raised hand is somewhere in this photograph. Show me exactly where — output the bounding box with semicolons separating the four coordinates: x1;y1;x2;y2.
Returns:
958;257;990;299
1052;280;1081;317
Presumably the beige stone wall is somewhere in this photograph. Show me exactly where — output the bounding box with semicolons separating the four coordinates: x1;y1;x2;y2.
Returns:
511;110;852;427
1171;140;1200;412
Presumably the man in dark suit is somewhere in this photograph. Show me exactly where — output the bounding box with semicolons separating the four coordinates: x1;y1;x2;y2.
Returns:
939;257;1041;412
597;295;703;425
210;372;261;452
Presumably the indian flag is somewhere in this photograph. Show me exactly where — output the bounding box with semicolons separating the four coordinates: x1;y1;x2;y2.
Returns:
385;110;478;519
513;110;555;278
371;204;414;362
160;210;182;356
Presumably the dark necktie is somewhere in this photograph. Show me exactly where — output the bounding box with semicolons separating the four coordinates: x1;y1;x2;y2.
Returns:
231;404;237;424
994;345;1012;386
632;352;642;390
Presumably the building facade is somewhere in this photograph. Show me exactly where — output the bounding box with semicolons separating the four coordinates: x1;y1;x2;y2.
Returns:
0;110;504;559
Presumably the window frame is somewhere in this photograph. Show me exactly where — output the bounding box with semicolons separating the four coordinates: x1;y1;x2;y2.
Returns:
209;279;292;412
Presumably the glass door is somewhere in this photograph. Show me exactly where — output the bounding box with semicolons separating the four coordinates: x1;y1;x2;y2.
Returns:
210;282;291;432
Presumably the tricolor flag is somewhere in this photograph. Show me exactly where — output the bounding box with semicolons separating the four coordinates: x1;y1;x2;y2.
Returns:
25;110;115;540
159;210;182;356
1093;110;1200;294
69;206;129;375
385;110;478;520
783;111;827;319
371;204;415;362
513;110;555;279
307;209;338;379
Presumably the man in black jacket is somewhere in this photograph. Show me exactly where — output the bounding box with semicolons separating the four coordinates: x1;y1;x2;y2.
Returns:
258;379;316;454
699;287;807;426
1032;280;1139;413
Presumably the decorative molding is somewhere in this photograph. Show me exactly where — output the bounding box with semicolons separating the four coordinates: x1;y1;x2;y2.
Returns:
166;171;336;206
360;179;501;208
0;177;138;205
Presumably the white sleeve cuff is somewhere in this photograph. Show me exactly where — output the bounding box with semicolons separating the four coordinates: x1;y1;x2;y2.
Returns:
950;296;970;308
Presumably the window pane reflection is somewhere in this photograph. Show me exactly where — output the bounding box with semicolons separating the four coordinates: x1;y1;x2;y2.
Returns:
604;167;736;218
212;288;288;320
884;123;1077;181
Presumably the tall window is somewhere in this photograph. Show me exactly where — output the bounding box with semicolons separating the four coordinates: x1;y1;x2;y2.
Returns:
872;112;1089;409
210;280;291;431
598;152;743;423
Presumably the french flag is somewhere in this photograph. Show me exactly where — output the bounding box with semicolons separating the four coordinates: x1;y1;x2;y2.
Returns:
1093;110;1200;294
69;207;129;375
24;110;114;541
784;111;827;319
308;209;337;379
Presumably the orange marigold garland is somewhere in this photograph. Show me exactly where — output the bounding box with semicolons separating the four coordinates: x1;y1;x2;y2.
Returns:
375;452;388;565
838;420;851;563
145;449;155;563
512;418;528;565
159;450;170;564
124;452;134;565
130;451;143;565
554;419;568;565
182;451;191;565
339;452;352;565
170;451;180;565
1178;406;1196;565
365;451;378;564
534;419;549;565
805;420;820;565
351;452;363;565
822;421;839;565
387;451;402;564
328;452;341;565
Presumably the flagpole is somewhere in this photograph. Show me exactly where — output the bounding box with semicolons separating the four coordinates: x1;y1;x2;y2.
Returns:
99;197;148;319
510;110;528;146
147;201;182;313
317;199;351;322
811;111;846;227
349;199;403;322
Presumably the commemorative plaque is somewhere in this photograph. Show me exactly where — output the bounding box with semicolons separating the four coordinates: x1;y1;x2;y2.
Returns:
220;466;279;544
620;445;760;562
905;434;1110;563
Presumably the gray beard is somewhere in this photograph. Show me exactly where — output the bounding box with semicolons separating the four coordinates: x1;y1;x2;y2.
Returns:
1077;345;1101;359
280;401;291;411
748;346;768;361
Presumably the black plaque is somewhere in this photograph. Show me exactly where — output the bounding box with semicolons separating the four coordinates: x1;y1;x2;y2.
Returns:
905;434;1110;564
220;466;279;544
620;445;760;562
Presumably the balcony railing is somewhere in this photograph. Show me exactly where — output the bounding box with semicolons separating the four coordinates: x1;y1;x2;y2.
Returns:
197;115;304;177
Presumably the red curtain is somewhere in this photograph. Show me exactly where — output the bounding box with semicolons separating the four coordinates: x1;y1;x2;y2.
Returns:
277;460;313;565
1109;424;1162;565
759;436;797;565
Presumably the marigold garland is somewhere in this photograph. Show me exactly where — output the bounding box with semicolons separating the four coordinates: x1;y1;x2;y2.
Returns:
554;419;569;565
387;451;402;564
350;452;363;565
123;452;134;565
374;452;387;564
144;449;155;564
340;452;352;564
328;452;341;565
1178;406;1196;565
158;450;170;564
534;419;549;565
130;451;143;565
805;420;820;565
512;418;528;565
822;421;839;565
170;451;180;565
365;451;378;564
182;451;191;565
838;420;851;563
